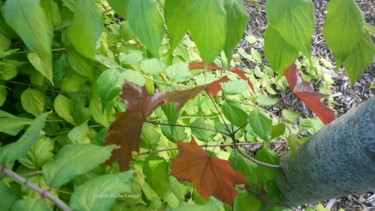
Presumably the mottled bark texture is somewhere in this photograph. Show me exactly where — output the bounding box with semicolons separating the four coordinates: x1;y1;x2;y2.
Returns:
275;97;375;207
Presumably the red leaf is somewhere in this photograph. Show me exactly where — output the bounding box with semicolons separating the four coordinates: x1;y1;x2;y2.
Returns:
105;82;207;171
171;139;248;204
205;76;230;96
189;62;224;70
284;64;336;124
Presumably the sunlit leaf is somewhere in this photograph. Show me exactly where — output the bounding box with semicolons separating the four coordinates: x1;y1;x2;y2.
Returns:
54;94;75;125
21;88;45;116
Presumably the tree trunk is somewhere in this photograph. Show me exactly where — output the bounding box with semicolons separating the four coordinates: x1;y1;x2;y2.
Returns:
275;97;375;207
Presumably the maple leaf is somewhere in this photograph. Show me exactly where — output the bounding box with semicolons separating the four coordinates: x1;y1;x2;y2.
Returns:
104;82;207;171
171;139;248;204
284;64;336;124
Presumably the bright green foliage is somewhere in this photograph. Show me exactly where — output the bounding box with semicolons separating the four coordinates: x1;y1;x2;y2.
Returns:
11;198;50;211
266;0;314;60
143;156;170;198
222;101;248;127
0;110;33;136
2;0;53;84
42;144;114;188
0;113;47;164
255;148;280;182
189;0;227;64
249;110;272;141
223;0;249;65
323;0;364;68
164;0;194;52
234;191;261;211
264;27;299;76
127;0;164;57
21;88;45;116
229;150;258;183
19;137;54;169
67;0;104;60
54;94;75;125
70;172;133;211
67;51;94;79
97;68;125;108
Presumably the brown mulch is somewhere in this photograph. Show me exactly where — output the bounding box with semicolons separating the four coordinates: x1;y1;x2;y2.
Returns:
239;0;375;210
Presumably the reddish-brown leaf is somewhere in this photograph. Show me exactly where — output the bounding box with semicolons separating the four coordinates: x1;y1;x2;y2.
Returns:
189;62;224;70
205;76;230;96
171;140;248;204
284;64;336;124
105;82;207;171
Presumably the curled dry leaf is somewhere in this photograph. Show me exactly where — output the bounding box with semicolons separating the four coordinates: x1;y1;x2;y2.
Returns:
171;139;248;204
284;64;336;124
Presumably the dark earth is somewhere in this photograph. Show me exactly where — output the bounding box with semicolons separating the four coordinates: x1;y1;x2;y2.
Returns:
240;0;375;210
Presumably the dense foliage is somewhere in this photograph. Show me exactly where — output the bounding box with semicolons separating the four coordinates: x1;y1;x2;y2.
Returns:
0;0;373;210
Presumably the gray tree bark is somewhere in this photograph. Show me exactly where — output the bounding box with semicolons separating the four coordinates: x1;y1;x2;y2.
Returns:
275;96;375;207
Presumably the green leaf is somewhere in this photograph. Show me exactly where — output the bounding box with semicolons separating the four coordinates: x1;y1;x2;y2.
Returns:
0;85;6;107
223;0;248;64
67;51;94;79
11;199;50;211
0;178;17;210
41;0;62;28
256;94;279;106
266;0;314;59
222;101;248;127
143;156;170;198
248;110;272;141
97;69;125;108
165;63;191;82
70;172;133;211
164;0;194;52
264;26;298;75
67;0;104;60
127;0;164;57
222;80;248;95
162;104;179;125
271;123;286;139
89;97;110;128
191;118;216;142
19;136;54;169
0;60;23;80
0;113;48;164
189;0;227;64
323;0;365;66
42;144;114;188
21;88;45;116
343;32;375;84
54;94;75;125
254;148;279;182
3;0;53;84
107;0;129;18
281;109;301;123
0;110;33;136
233;191;261;211
169;176;190;203
229;150;258;183
68;121;90;144
140;124;160;150
140;58;165;75
171;197;222;211
60;71;87;92
123;69;145;86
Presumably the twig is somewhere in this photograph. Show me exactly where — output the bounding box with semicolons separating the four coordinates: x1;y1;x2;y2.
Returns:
236;149;280;169
0;165;71;211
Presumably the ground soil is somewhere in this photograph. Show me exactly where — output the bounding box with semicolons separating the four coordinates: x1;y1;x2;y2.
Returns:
240;0;375;210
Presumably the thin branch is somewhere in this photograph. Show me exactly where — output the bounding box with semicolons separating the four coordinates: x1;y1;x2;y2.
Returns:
236;149;280;169
0;165;71;211
145;120;230;136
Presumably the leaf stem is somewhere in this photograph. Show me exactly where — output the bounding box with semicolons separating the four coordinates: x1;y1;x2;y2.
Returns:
236;149;280;169
0;165;71;211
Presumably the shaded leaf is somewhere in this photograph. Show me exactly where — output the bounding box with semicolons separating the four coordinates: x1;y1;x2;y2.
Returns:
143;156;170;197
70;172;133;211
127;0;164;57
254;148;279;182
0;113;48;165
67;0;104;60
3;0;53;84
0;178;17;210
323;0;364;66
189;0;227;64
284;64;336;124
171;139;248;204
222;101;248;127
248;109;272;141
0;110;33;136
164;0;194;52
266;0;314;59
223;0;248;64
97;69;125;108
229;150;258;183
11;198;50;211
54;94;75;125
233;191;261;211
67;51;94;79
107;0;129;18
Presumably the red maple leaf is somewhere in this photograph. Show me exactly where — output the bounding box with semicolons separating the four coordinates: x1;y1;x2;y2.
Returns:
171;139;248;204
284;64;336;124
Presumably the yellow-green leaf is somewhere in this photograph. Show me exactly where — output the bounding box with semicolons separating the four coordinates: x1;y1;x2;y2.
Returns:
21;88;45;116
127;0;164;57
189;0;227;64
3;0;54;84
67;0;104;60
